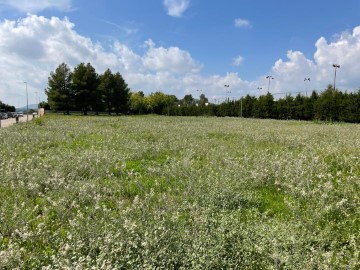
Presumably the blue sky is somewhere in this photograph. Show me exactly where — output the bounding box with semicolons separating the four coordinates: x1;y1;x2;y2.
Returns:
1;0;360;106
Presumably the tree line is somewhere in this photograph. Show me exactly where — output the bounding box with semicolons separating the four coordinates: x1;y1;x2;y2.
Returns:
128;86;360;123
45;63;130;115
0;101;16;112
45;63;360;122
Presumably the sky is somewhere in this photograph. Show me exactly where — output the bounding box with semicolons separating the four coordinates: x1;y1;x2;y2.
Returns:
1;0;360;107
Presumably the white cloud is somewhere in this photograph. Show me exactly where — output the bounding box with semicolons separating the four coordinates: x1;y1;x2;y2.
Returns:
267;26;360;96
1;14;360;107
142;39;201;74
233;56;244;66
0;14;203;105
234;18;251;28
163;0;190;17
0;0;72;12
0;15;117;106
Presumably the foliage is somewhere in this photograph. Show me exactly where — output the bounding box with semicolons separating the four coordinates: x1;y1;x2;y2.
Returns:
129;91;146;114
45;63;73;114
145;91;177;115
0;100;15;112
112;72;130;115
39;101;50;110
72;63;100;115
0;115;359;268
131;87;360;123
98;69;116;115
45;63;130;115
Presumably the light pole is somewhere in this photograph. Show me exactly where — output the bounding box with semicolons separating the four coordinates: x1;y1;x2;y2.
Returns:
332;64;340;91
257;87;262;97
35;91;39;109
266;76;274;93
304;78;310;97
224;84;230;102
24;82;28;121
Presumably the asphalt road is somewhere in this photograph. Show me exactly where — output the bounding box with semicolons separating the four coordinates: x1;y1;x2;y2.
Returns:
0;115;33;128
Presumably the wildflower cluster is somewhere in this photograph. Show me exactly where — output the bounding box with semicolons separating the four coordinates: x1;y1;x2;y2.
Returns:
0;115;359;268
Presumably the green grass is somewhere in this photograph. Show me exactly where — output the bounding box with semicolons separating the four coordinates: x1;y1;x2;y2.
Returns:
0;115;359;269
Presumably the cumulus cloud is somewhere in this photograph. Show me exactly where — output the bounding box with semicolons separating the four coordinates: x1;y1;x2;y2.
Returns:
163;0;190;17
0;14;203;105
1;14;360;106
0;0;72;12
234;18;251;28
142;39;201;74
268;26;360;96
0;15;118;105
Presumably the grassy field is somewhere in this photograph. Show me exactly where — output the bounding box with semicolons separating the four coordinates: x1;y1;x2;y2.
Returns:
0;115;359;269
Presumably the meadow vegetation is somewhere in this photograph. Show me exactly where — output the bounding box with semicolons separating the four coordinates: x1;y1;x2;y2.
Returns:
0;115;359;269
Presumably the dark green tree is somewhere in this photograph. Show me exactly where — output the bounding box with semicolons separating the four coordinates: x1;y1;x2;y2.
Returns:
72;63;99;115
242;94;256;118
0;100;15;112
293;94;305;120
113;72;130;115
256;92;275;118
99;69;115;115
181;94;195;106
198;93;209;106
45;63;73;114
39;101;50;110
314;85;340;121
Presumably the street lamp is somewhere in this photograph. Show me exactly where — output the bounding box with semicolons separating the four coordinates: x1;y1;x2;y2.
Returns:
224;84;230;102
304;78;310;96
332;64;340;91
24;82;29;121
266;76;274;93
35;91;39;109
257;87;262;97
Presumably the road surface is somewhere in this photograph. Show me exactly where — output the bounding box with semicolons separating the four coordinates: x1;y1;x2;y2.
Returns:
0;115;33;128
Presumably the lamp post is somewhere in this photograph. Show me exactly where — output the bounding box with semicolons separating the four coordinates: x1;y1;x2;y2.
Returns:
224;84;230;102
257;87;262;97
24;82;28;121
35;91;39;109
332;64;340;91
266;76;274;93
304;78;310;97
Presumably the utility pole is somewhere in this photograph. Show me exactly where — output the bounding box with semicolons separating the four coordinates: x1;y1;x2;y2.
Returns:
332;64;340;91
224;85;230;102
24;82;28;122
304;78;310;97
266;76;274;93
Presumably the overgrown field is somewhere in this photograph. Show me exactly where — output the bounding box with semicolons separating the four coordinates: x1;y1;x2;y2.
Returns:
0;115;359;269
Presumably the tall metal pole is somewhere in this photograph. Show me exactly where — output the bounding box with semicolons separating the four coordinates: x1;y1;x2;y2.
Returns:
304;78;310;97
35;91;38;109
224;84;230;102
257;87;262;97
24;82;28;121
266;76;274;93
332;64;340;91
